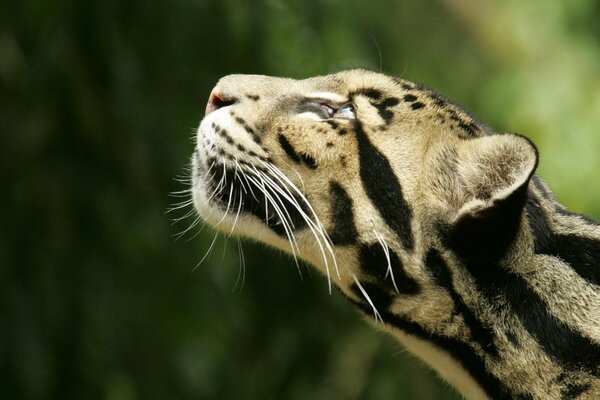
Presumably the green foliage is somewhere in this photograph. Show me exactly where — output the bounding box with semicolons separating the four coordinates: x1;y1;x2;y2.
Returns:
2;0;598;399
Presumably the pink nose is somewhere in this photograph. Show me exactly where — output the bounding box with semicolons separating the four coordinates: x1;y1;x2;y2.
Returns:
205;86;236;115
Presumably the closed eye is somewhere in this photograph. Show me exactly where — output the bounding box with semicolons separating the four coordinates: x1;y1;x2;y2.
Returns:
297;98;355;121
334;104;355;119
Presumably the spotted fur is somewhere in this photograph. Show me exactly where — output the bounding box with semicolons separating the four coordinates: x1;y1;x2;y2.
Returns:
190;70;600;400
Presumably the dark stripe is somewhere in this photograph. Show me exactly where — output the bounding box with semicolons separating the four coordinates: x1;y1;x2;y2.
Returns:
328;181;358;245
277;133;317;169
278;133;301;163
455;253;600;375
526;195;600;286
359;242;420;294
458;121;478;137
277;133;300;163
354;121;414;250
346;297;532;400
350;281;394;311
425;249;499;357
445;183;600;374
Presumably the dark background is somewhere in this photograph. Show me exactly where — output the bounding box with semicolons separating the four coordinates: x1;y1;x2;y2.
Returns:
3;0;600;399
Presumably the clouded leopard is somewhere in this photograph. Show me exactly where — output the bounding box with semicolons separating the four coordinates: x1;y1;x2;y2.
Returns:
190;69;600;399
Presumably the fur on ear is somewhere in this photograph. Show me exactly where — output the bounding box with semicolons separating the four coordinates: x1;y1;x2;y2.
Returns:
454;133;539;219
445;133;539;263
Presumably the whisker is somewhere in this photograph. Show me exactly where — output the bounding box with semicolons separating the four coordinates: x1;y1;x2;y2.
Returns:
233;237;246;293
260;161;340;284
192;231;220;272
352;274;383;323
373;229;399;293
245;173;303;277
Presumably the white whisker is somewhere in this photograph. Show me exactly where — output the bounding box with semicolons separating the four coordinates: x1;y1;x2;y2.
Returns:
260;161;340;283
192;231;220;272
373;229;399;293
233;237;246;292
352;274;383;323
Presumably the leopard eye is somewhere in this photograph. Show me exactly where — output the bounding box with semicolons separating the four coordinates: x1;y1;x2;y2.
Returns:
320;104;336;118
334;104;355;119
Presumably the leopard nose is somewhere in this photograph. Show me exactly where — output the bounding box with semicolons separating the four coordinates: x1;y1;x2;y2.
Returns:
205;86;236;115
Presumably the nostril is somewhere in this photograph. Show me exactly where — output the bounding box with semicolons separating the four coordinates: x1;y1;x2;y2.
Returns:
205;86;237;115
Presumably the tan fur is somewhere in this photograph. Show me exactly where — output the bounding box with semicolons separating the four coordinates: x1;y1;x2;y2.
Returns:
191;70;600;400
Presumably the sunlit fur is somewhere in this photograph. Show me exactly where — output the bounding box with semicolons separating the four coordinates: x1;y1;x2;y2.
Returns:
191;70;600;400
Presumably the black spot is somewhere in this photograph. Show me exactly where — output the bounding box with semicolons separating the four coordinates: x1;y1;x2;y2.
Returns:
326;120;339;129
278;134;301;163
328;181;358;245
458;121;479;137
373;97;400;124
339;155;347;168
299;154;318;169
359;243;420;294
410;102;425;110
354;88;382;100
526;195;600;286
326;142;334;148
445;109;480;137
403;94;418;102
402;84;414;91
338;129;348;136
381;97;400;107
246;94;260;101
431;95;447;107
354;121;414;250
234;116;262;144
425;249;499;356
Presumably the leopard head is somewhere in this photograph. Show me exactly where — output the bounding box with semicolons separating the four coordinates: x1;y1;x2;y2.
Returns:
191;69;538;296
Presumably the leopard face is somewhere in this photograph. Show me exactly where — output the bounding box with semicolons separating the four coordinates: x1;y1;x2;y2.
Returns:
191;69;536;296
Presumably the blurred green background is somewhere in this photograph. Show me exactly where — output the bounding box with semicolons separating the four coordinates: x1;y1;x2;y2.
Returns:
2;0;600;399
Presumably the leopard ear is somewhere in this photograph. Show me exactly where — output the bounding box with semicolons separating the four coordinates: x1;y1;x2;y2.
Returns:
454;133;538;219
444;134;538;263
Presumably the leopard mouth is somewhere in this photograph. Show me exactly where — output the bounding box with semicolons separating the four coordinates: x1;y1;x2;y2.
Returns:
200;157;309;237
